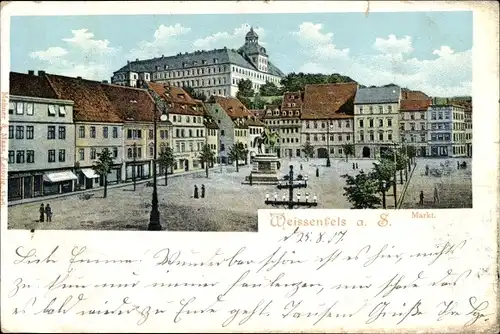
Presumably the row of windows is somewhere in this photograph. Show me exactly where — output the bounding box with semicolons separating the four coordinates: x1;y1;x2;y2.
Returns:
175;141;205;153
430;110;452;120
406;112;426;120
430;133;452;141
359;132;394;142
249;128;263;135
358;105;394;114
174;128;204;138
405;134;427;143
400;122;427;131
278;137;299;144
279;128;300;134
358;118;392;128
267;110;301;117
231;66;280;84
8;149;65;164
234;129;247;137
152;64;227;80
79;126;119;139
78;147;119;161
9;125;34;139
172;115;203;123
9;102;67;117
452;146;467;155
266;119;301;125
207;129;218;136
305;134;352;142
306;120;352;129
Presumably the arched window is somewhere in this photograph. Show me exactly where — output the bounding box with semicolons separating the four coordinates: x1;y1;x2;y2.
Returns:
127;148;133;158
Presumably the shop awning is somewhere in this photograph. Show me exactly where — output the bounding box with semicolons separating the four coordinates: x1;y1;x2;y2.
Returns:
81;168;99;179
43;171;78;183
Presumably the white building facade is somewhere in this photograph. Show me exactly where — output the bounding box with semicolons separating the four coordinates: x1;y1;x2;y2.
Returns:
110;28;284;98
426;104;467;157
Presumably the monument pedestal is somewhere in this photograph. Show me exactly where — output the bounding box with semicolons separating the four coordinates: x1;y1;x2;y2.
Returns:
243;153;280;185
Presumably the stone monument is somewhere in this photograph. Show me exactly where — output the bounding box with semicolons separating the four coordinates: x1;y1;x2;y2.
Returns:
243;130;281;185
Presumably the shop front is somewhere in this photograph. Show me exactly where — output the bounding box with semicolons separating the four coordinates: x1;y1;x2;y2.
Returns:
106;166;122;184
80;168;100;189
42;170;78;196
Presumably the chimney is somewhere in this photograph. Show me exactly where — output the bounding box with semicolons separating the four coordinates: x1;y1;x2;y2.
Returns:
28;70;35;75
38;70;46;77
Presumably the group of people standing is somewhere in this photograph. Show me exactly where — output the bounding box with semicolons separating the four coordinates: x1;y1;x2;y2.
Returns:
39;203;53;222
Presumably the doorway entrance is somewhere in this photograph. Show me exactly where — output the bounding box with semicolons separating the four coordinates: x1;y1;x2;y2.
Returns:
362;146;371;158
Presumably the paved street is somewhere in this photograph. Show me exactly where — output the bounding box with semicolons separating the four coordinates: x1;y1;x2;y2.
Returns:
400;157;472;209
7;157;472;231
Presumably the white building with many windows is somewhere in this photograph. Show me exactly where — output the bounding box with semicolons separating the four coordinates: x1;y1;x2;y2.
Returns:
354;86;402;159
110;28;284;98
8;71;76;201
426;103;467;157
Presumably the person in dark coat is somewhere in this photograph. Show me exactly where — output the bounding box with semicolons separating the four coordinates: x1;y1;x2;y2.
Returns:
316;168;319;177
45;204;53;222
356;162;359;169
300;164;303;171
39;204;45;222
419;191;424;205
352;162;355;169
194;185;199;199
201;184;205;198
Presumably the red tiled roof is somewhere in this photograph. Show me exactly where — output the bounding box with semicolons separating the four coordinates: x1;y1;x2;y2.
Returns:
301;83;357;120
400;99;432;111
9;72;59;99
249;109;265;119
46;74;122;123
147;82;204;116
101;84;156;122
402;90;430;100
212;96;253;119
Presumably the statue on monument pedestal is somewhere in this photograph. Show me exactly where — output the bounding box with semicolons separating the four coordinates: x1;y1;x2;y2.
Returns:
253;128;280;155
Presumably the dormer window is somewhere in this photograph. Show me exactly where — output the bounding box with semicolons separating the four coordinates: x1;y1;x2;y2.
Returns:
181;105;186;110
202;60;207;65
164;65;169;70
213;58;218;64
193;61;197;66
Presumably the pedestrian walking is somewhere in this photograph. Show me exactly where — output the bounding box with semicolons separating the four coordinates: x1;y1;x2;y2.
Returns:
39;204;45;222
45;204;53;222
419;191;424;205
316;167;319;177
352;162;355;170
249;173;253;186
201;184;205;198
355;163;359;169
194;185;199;199
433;186;439;204
300;164;303;171
457;161;460;169
425;165;429;176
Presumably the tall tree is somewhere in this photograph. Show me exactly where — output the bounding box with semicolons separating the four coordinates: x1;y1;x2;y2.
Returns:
182;85;207;101
341;170;381;209
228;142;245;172
198;144;216;178
342;143;355;162
251;94;267;109
259;81;281;96
236;79;255;99
158;146;174;186
92;148;113;198
302;141;314;161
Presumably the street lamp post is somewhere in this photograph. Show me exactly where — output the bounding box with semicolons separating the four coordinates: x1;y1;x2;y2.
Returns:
265;165;318;209
391;142;397;203
132;142;137;191
326;122;332;167
148;100;169;231
381;180;387;209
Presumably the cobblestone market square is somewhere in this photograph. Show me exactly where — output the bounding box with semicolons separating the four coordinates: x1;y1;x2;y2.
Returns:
7;157;472;231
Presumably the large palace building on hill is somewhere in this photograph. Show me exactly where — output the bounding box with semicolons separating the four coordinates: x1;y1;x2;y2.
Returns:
111;27;284;99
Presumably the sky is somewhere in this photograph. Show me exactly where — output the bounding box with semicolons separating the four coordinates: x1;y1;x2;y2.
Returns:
10;11;472;97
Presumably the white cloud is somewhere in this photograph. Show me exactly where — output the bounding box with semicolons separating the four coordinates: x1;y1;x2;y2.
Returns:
128;23;191;59
374;34;414;58
29;47;68;62
432;45;455;57
29;28;119;81
291;22;349;59
62;29;116;54
193;24;265;50
291;22;471;96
